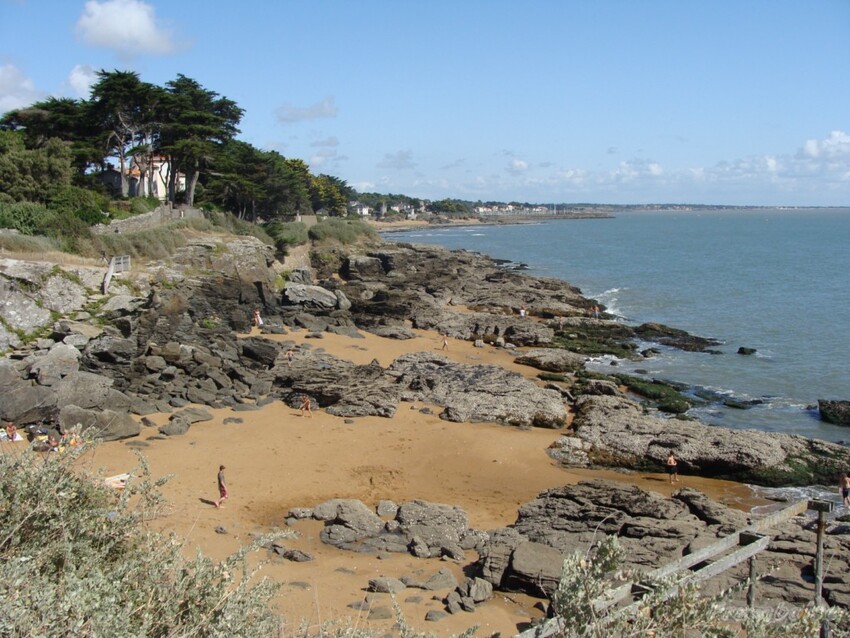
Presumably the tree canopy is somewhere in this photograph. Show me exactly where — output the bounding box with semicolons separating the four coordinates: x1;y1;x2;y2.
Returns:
0;69;352;222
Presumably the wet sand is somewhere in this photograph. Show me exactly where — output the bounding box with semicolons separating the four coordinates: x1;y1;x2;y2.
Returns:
83;326;763;637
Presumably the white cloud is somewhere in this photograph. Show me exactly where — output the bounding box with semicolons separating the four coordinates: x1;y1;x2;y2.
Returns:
377;150;417;170
76;0;176;57
799;130;850;160
66;64;98;98
506;159;528;175
275;97;338;124
0;64;45;112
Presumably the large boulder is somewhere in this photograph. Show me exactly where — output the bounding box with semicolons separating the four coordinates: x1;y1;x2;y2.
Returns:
283;284;340;310
27;344;81;386
514;348;587;372
819;400;850;426
59;405;140;441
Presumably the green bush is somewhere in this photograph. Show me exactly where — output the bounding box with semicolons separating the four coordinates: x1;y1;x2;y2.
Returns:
0;439;286;637
307;218;377;244
48;186;108;225
129;195;161;215
40;210;96;254
0;201;55;235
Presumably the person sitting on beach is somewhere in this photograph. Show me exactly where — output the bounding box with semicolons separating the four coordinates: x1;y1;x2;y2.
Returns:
519;304;527;318
47;431;62;454
841;472;850;507
4;422;21;442
300;395;313;418
252;308;264;328
666;450;679;484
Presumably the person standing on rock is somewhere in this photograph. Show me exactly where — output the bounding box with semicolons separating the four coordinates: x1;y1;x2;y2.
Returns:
840;472;850;507
666;450;679;484
215;465;229;508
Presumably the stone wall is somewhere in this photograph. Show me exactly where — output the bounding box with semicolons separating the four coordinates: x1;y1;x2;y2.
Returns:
92;204;205;235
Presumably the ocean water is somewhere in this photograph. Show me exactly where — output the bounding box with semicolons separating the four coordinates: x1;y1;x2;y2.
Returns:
387;209;850;446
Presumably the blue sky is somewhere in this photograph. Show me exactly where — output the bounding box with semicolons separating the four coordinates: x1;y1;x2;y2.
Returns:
2;0;849;206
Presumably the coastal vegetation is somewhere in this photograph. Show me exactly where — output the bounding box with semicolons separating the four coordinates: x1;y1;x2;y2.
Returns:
0;439;286;637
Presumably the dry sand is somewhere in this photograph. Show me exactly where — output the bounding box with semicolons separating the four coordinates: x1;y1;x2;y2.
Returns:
83;326;762;637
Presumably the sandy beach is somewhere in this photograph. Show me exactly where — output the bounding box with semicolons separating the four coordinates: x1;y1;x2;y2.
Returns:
81;326;762;637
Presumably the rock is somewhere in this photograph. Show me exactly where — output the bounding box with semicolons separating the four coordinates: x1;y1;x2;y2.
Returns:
568;394;850;486
59;405;140;441
425;610;447;622
423;568;458;591
514;348;587;372
313;499;384;546
819;400;850;426
737;347;757;355
27;343;81;385
503;541;564;597
284;284;340;310
390;352;567;428
376;500;398;517
56;371;116;409
368;577;406;594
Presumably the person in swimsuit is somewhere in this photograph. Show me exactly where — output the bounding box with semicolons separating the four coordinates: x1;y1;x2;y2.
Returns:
841;472;850;507
666;450;679;484
215;465;229;508
300;395;313;418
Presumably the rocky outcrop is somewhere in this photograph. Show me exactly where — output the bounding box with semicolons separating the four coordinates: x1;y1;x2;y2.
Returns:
819;400;850;426
389;352;567;428
474;480;850;610
293;498;480;560
559;394;850;486
514;348;587;372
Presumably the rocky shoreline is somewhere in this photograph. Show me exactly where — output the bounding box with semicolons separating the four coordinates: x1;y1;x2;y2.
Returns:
1;230;849;625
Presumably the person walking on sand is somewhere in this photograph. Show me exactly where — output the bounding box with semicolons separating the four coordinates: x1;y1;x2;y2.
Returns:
300;395;313;418
666;450;679;484
840;472;850;507
441;333;449;351
215;465;229;508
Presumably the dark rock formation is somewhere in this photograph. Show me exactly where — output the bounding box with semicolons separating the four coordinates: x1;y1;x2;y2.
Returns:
819;400;850;426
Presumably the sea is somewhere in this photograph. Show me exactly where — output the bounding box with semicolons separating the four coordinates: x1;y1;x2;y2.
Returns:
386;208;850;501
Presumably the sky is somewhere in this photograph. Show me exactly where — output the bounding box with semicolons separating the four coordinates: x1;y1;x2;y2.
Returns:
1;0;849;207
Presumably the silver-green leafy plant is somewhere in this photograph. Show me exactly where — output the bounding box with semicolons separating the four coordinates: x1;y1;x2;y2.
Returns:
0;438;288;638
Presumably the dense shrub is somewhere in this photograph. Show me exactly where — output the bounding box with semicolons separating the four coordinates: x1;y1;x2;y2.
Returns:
48;186;108;225
129;195;161;215
40;210;95;254
307;218;377;244
0;201;55;235
0;440;285;638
